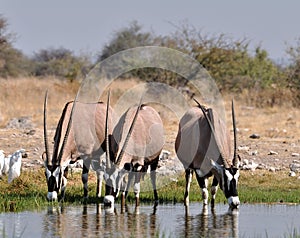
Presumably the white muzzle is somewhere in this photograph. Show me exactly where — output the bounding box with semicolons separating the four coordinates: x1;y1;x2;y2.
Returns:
228;196;240;209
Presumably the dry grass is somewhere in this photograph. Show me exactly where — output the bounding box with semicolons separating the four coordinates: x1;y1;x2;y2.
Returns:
0;77;79;127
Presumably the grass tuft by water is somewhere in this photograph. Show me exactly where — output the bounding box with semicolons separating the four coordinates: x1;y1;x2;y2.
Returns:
0;169;299;212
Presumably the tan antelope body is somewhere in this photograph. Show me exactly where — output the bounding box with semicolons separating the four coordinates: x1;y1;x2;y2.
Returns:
104;104;164;207
175;100;240;209
44;92;115;201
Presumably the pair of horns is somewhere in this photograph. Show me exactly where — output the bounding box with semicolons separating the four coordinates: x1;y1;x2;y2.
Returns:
105;91;143;168
44;90;79;166
193;98;238;168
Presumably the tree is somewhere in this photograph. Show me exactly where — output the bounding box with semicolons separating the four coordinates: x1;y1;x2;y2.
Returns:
286;38;300;87
98;21;156;61
31;47;92;81
0;15;30;77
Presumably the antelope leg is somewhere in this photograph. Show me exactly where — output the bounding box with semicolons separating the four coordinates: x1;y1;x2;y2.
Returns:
211;176;219;207
184;169;193;206
133;172;141;207
150;160;159;204
195;172;208;205
82;158;91;199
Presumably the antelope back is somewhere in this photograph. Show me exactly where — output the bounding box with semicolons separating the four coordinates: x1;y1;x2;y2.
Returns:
113;105;164;168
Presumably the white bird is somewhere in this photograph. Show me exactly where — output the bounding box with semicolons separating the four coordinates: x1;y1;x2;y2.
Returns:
3;155;11;175
0;150;5;177
8;149;25;183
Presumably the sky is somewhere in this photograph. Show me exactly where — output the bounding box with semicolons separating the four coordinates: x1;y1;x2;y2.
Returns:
1;0;300;61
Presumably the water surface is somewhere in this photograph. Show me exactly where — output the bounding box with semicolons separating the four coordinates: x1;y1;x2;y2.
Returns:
0;203;299;237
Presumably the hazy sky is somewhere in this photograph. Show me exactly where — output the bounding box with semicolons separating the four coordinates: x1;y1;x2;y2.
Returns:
1;0;300;61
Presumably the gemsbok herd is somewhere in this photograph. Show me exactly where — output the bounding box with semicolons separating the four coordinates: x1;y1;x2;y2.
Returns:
43;89;241;210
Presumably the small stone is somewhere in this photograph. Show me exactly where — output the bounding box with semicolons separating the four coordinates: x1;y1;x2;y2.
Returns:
238;146;249;151
269;167;276;172
250;150;258;156
289;171;296;177
242;159;249;165
249;134;260;139
268;150;278;155
289;162;300;172
291;153;300;157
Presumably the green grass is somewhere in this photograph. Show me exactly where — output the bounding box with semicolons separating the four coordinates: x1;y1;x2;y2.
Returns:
0;169;299;212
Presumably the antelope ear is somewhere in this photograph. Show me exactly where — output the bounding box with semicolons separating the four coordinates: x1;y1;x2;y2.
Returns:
236;154;241;168
42;152;47;162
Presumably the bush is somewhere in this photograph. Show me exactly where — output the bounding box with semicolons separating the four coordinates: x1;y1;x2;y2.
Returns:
31;47;92;81
0;15;31;77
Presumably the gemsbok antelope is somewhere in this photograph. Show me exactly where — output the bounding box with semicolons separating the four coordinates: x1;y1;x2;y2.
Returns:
43;91;114;201
103;99;164;207
175;99;240;209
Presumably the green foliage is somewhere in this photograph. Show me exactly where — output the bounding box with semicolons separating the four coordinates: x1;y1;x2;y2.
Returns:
31;47;92;81
285;37;300;102
98;21;156;62
163;23;282;92
96;21;284;97
0;15;31;77
1;15;300;106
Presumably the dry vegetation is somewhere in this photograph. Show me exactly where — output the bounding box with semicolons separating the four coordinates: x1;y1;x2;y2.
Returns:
0;77;300;172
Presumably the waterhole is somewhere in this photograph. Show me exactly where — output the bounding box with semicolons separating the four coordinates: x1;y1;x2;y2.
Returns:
0;203;299;237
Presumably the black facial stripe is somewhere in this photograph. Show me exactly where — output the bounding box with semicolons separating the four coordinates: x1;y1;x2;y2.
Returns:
46;167;62;193
223;169;239;198
48;176;57;192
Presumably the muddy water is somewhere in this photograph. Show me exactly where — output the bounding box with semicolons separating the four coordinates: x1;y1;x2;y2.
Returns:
0;203;299;237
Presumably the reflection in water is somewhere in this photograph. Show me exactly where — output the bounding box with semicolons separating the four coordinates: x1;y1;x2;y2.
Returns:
41;203;158;237
41;203;237;238
182;205;238;238
1;203;299;237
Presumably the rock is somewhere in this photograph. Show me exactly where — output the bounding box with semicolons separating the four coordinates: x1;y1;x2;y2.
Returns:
25;129;36;135
289;162;300;173
268;150;278;155
242;159;249;165
238;146;249;151
242;160;258;171
6;117;34;129
159;150;171;161
291;153;300;157
257;164;266;170
268;167;276;172
289;171;296;177
250;150;258;156
249;134;260;139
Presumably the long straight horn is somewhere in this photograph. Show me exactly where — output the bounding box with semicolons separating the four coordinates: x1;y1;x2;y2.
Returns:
193;98;229;168
105;89;111;169
57;91;80;165
232;99;238;167
115;95;144;166
43;90;51;165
